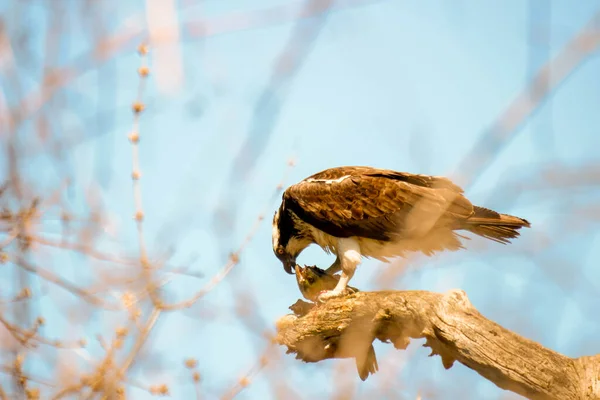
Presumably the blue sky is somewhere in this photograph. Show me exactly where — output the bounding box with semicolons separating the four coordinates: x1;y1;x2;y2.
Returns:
3;0;600;399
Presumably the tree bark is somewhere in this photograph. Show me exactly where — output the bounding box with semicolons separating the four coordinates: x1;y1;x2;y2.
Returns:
275;289;600;400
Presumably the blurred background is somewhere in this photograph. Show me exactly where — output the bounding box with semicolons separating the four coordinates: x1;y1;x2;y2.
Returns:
1;0;599;398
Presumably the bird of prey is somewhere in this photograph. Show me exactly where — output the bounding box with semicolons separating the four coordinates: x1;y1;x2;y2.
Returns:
272;166;530;301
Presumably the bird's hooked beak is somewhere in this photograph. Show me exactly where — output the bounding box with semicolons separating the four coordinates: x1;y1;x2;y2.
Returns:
283;256;296;275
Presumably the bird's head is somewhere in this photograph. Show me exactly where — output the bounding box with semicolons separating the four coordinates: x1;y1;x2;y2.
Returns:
272;205;311;274
294;265;339;302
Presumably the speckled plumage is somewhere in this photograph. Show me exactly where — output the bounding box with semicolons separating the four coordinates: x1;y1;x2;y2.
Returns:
272;166;531;298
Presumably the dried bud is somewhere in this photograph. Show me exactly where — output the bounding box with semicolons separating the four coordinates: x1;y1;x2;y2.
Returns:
229;252;239;264
128;132;140;143
131;308;142;321
116;327;128;338
138;44;149;55
134;211;144;221
0;252;8;264
132;102;145;114
192;371;201;382
184;358;198;369
138;66;150;77
121;292;137;309
150;384;169;395
36;316;45;326
132;171;141;180
25;387;40;400
159;385;169;395
239;377;250;387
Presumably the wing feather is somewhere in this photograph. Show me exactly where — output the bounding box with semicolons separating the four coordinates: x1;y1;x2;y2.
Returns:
283;167;474;241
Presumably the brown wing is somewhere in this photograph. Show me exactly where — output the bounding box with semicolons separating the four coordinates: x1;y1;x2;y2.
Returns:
283;166;474;241
303;166;465;193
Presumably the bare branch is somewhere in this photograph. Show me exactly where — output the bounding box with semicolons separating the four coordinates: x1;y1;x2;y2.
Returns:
276;290;600;400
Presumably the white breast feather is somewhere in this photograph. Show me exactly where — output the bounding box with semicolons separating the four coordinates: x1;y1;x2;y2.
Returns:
356;237;410;261
304;224;412;262
307;225;338;254
272;209;280;248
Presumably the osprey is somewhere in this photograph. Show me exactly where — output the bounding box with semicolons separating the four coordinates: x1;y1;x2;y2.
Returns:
272;166;530;301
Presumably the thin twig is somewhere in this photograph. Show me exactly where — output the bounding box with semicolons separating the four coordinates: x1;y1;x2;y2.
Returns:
220;341;276;400
119;307;162;376
161;161;295;311
31;235;139;267
12;256;120;310
0;314;85;349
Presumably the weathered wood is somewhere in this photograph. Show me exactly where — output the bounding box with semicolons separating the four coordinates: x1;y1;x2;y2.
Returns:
275;289;600;400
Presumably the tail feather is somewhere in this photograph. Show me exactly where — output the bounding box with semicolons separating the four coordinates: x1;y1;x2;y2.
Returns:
463;206;531;244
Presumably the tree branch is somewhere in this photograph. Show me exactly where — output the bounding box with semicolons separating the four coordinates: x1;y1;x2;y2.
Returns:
275;289;600;400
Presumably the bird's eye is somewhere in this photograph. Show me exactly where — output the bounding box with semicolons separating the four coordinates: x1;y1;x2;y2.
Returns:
276;248;284;255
